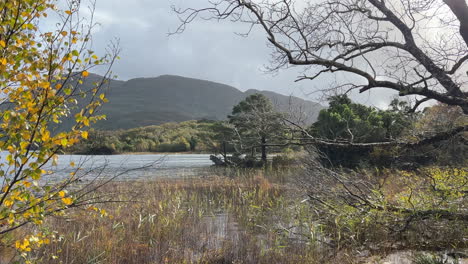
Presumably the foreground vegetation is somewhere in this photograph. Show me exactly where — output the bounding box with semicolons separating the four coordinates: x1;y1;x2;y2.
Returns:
8;170;324;264
0;166;464;264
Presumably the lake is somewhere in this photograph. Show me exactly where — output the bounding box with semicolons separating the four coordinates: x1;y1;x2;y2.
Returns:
0;153;216;181
53;154;216;180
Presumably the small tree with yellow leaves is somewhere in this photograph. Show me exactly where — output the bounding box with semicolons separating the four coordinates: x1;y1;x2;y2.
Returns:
0;0;118;253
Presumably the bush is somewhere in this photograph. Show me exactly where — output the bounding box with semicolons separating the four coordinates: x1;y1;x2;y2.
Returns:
155;143;189;152
85;145;117;155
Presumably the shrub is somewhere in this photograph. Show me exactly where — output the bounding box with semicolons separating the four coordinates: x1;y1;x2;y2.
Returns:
155;143;189;152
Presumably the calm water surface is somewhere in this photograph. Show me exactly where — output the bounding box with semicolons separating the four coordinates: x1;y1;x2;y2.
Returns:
0;152;215;181
54;154;215;180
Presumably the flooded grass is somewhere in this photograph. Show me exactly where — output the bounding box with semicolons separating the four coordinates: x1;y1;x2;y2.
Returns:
3;168;466;264
10;169;332;264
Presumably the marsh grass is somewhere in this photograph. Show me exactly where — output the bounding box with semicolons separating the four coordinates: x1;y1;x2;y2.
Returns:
5;167;464;263
12;169;332;264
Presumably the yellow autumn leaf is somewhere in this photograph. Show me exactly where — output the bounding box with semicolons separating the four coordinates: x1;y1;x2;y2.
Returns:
81;131;88;139
41;81;50;89
65;10;72;15
61;197;73;205
100;209;107;216
20;141;29;150
15;239;30;251
60;31;68;37
7;145;15;154
58;190;66;197
41;131;50;141
70;161;75;167
82;71;89;77
0;40;5;48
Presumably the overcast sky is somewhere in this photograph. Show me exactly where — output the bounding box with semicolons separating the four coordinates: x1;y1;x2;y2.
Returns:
80;0;397;107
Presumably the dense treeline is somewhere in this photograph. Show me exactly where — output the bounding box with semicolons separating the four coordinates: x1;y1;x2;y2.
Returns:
67;120;222;154
311;95;467;167
311;96;413;143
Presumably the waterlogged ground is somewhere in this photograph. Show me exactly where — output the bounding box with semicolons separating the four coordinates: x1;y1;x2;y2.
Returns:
8;172;327;263
1;156;466;263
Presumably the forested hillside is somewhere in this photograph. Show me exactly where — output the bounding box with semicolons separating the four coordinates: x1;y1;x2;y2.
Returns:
71;74;323;130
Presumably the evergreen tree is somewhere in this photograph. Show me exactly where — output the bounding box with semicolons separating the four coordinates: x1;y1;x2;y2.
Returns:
228;94;285;163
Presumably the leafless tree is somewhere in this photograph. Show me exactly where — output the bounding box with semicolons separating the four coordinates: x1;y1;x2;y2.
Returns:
174;1;468;251
174;0;468;112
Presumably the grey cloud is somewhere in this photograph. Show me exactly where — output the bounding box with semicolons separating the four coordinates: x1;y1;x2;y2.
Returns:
84;0;398;107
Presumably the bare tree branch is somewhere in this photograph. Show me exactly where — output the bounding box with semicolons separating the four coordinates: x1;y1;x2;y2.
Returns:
174;0;468;114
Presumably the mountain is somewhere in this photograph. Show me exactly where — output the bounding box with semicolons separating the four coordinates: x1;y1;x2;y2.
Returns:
79;74;324;130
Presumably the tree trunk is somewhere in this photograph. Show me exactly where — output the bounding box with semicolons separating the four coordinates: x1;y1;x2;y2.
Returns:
222;141;227;161
444;0;468;46
261;136;267;164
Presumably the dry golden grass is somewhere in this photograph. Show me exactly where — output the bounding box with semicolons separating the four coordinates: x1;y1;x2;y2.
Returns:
4;167;465;263
7;170;330;264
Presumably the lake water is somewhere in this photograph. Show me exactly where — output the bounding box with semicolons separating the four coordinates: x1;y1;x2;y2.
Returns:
57;154;215;180
54;154;213;169
52;154;216;180
0;152;215;181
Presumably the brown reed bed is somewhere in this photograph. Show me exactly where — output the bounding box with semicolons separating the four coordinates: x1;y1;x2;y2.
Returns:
8;169;334;264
